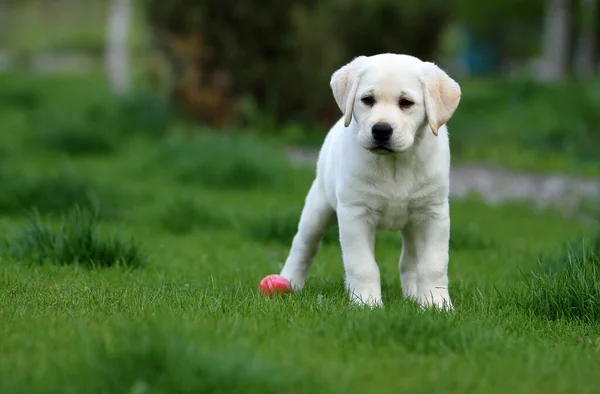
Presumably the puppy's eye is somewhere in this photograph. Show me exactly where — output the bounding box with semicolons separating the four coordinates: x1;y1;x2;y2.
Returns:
361;96;375;106
399;98;414;109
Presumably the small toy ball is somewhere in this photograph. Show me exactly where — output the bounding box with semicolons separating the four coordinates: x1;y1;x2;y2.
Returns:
258;274;292;297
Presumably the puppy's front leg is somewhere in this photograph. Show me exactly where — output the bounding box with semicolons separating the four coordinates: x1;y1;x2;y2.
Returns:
405;202;453;310
338;205;382;307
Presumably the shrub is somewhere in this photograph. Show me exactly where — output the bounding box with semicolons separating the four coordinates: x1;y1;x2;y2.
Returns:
115;88;174;138
32;89;173;155
2;207;145;268
0;170;119;217
145;0;453;126
160;197;232;235
157;133;293;189
449;79;600;163
35;114;118;156
30;91;120;156
1;73;175;156
505;233;600;323
0;144;10;163
0;73;42;111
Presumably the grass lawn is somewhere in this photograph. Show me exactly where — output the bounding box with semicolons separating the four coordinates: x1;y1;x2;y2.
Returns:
0;73;600;393
0;1;148;55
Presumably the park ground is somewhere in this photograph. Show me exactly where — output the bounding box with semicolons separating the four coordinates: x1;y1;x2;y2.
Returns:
0;72;599;394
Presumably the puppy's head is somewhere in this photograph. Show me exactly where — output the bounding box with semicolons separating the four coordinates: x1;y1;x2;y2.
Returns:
330;53;461;154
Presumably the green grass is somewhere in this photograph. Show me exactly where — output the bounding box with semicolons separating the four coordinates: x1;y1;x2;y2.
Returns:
508;235;600;323
158;195;234;235
1;72;600;393
155;132;295;189
0;168;120;218
443;78;600;176
2;207;145;268
0;1;149;55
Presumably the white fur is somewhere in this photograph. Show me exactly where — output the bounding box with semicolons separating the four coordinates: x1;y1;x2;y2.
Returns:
280;53;461;309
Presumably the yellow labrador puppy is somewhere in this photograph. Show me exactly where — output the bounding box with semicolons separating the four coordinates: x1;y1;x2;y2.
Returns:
280;53;461;309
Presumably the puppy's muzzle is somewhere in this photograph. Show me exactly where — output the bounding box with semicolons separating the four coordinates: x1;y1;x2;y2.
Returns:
371;122;393;143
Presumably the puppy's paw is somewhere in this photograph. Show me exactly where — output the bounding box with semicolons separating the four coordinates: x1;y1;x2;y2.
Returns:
278;274;304;292
417;288;453;311
348;288;383;308
350;296;384;309
401;283;418;300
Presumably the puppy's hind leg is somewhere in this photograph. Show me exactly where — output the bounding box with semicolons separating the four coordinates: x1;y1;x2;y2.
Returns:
280;179;334;290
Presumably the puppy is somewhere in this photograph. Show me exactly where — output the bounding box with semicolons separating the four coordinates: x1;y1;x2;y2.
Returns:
280;53;461;309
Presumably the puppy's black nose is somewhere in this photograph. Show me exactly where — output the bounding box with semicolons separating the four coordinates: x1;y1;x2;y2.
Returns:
372;122;393;142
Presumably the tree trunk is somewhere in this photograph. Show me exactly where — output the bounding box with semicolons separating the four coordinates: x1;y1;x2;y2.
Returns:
592;0;600;72
105;0;132;96
574;0;598;78
568;0;581;75
538;0;573;81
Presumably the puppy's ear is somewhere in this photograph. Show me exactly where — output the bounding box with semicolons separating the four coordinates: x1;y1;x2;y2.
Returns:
330;56;366;127
421;62;461;136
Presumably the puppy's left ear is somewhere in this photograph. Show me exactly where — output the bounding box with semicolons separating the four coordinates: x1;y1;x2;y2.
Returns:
330;56;366;127
421;62;461;136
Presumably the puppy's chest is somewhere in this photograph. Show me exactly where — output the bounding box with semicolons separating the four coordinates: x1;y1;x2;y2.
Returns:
373;198;410;230
368;179;437;231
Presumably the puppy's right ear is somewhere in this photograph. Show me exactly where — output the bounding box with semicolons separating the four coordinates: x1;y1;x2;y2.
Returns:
330;56;366;127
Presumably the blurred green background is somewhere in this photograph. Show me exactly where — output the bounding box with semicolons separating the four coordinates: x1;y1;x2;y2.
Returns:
1;1;600;393
2;0;599;172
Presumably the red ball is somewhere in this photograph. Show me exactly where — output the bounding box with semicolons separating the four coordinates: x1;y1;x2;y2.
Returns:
258;274;292;297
